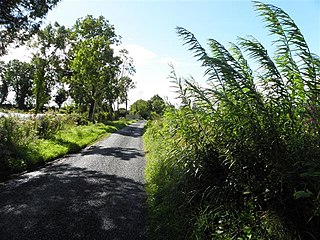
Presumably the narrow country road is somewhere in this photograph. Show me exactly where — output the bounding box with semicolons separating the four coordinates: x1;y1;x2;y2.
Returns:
0;121;146;240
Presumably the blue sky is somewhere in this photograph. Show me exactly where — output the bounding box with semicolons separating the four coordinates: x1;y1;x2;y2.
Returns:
2;0;320;105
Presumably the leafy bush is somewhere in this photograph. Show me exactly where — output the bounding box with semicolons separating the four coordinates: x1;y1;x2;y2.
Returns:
0;117;37;175
62;112;89;126
35;115;63;139
144;1;320;239
115;108;128;119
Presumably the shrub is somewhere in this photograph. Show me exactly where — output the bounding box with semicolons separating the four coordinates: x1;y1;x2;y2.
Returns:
0;117;37;175
35;115;63;139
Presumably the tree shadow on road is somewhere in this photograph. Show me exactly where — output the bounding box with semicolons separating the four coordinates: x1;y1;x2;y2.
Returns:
82;146;144;161
0;163;146;240
114;124;144;138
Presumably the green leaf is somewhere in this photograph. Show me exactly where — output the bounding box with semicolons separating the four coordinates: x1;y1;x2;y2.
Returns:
293;190;313;199
300;172;320;177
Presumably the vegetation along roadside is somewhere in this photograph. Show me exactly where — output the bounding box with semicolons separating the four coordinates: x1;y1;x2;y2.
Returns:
143;1;320;239
0;114;135;182
0;2;139;182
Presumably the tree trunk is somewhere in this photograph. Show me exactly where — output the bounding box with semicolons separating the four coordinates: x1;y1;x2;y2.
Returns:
88;98;96;123
125;99;128;113
125;93;128;113
35;90;41;114
108;100;113;120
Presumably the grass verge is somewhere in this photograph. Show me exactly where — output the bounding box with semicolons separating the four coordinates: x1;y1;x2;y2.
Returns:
143;120;189;240
1;120;134;182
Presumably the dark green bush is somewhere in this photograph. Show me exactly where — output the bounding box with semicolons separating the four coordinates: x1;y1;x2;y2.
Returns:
115;108;128;119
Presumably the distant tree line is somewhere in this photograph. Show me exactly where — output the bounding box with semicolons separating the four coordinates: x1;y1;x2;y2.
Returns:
0;1;136;122
129;94;167;119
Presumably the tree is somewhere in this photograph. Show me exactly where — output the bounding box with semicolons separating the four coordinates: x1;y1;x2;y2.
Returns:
130;99;151;119
32;55;49;112
0;0;61;55
3;60;34;109
30;22;69;113
116;49;136;112
66;15;121;122
118;49;136;77
54;87;68;108
149;94;166;115
118;76;135;112
0;61;8;104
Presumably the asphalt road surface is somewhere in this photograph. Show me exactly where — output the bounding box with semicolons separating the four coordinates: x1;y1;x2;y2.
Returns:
0;121;146;240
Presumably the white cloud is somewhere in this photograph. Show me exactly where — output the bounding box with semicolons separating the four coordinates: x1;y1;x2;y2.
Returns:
114;43;179;104
127;67;180;106
158;57;179;66
121;44;157;67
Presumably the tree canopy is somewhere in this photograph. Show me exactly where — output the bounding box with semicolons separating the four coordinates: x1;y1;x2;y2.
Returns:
130;95;166;119
0;0;61;55
30;22;69;113
130;99;151;119
3;59;34;109
0;13;136;120
66;15;121;122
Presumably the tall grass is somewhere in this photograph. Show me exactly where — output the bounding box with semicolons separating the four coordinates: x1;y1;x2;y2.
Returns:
144;1;320;239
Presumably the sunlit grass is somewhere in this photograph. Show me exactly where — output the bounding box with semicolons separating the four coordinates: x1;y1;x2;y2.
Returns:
32;121;131;162
31;139;69;161
1;120;135;181
55;123;117;149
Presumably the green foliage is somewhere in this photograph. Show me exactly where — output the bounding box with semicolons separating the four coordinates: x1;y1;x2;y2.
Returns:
118;76;135;111
35;115;63;139
144;119;189;239
3;59;34;109
144;1;320;239
130;95;166;119
0;117;37;176
32;55;51;113
0;61;9;104
149;94;166;115
30;22;69;113
0;0;61;55
2;14;135;119
66;15;123;122
115;108;128;119
0;115;131;181
130;99;151;119
54;87;68;108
